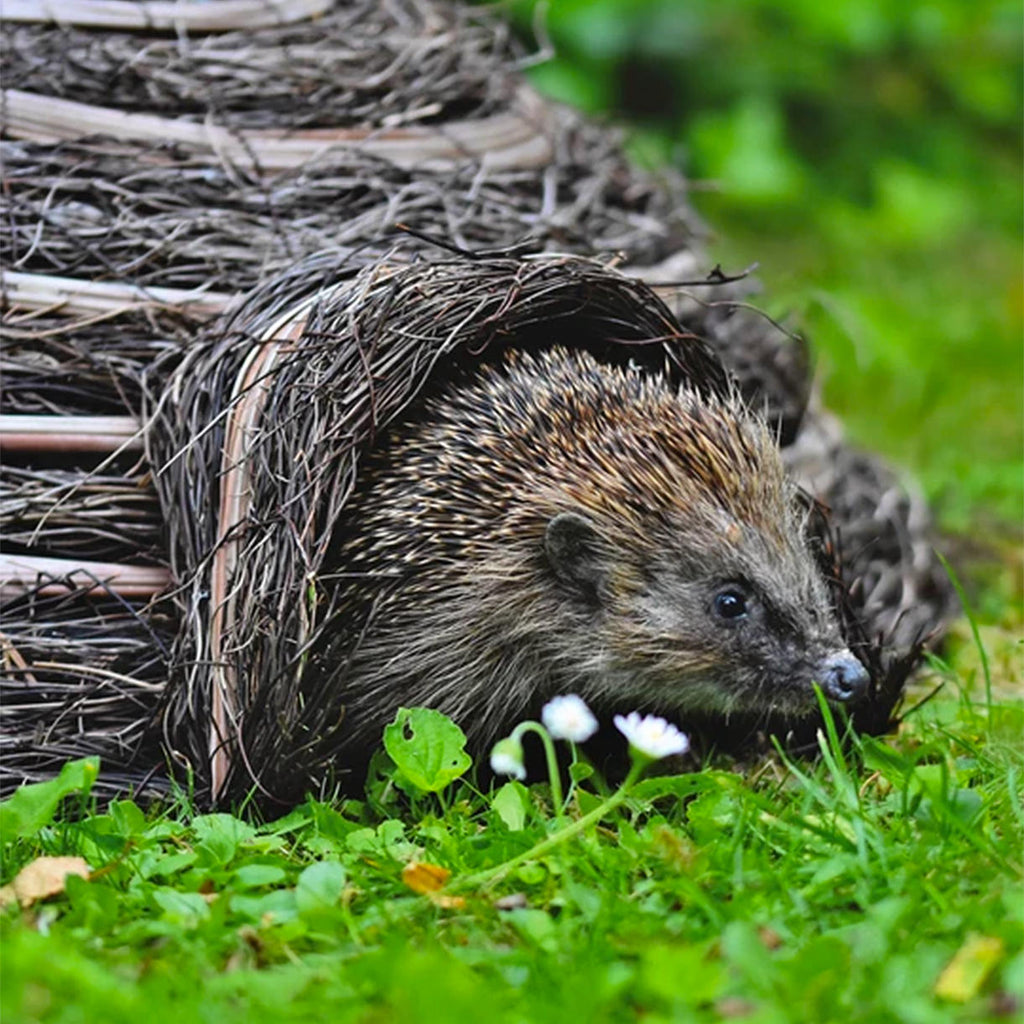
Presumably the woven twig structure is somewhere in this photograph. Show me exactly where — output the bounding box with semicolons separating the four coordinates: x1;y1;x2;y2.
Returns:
1;0;955;804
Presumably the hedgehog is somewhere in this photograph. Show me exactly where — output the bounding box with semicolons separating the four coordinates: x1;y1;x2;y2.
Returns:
312;346;869;764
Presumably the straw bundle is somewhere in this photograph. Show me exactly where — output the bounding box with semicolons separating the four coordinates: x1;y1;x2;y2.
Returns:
1;0;954;805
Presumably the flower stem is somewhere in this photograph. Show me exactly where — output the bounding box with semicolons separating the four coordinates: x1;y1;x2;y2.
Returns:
564;741;580;811
454;760;647;891
511;721;563;813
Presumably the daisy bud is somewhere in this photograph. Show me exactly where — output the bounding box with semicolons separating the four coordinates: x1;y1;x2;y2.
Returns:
490;737;526;780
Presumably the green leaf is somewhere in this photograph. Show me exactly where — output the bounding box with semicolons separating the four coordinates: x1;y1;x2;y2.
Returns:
505;908;558;953
233;864;288;889
230;889;299;926
640;942;725;1007
141;851;198;881
192;814;256;844
295;860;346;915
721;921;774;993
151;888;210;928
631;773;704;805
0;757;99;841
492;782;530;831
260;804;315;835
192;813;256;866
107;800;147;837
514;862;547;886
383;708;472;794
1002;950;1024;999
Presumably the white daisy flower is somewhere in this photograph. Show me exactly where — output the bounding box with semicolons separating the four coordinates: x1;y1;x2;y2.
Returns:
613;712;690;761
490;737;526;780
541;694;599;743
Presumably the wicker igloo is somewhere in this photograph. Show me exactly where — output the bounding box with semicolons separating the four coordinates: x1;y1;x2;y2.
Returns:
0;0;954;805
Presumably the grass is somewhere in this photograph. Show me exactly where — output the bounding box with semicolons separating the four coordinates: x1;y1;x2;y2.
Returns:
4;4;1021;1020
2;647;1022;1023
683;199;1023;538
509;0;1023;538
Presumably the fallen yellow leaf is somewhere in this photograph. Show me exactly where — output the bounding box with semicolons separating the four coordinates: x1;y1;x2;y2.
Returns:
935;934;1004;1002
401;861;450;894
7;856;91;908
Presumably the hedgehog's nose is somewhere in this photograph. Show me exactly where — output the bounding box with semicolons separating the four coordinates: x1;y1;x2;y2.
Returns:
819;651;870;704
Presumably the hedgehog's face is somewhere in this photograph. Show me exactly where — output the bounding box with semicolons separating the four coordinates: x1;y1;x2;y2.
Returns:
544;509;869;717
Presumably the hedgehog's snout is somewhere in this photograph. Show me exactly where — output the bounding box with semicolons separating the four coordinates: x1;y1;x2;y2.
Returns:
818;650;870;704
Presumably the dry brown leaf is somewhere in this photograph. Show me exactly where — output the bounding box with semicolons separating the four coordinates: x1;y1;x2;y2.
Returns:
401;861;451;894
8;856;91;908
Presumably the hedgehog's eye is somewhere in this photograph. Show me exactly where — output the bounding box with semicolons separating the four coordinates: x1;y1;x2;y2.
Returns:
712;587;748;622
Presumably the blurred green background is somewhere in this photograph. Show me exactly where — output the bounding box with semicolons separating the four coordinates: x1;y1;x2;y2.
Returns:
500;0;1022;595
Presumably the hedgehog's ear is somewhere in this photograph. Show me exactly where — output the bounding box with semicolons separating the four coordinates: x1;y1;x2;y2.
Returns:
545;511;608;605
